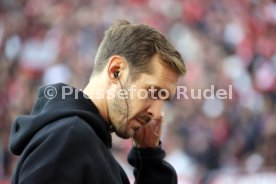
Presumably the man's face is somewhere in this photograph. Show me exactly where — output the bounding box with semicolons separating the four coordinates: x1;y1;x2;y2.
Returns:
109;55;179;139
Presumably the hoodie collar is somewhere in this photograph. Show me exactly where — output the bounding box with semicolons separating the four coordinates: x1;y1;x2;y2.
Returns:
9;83;112;155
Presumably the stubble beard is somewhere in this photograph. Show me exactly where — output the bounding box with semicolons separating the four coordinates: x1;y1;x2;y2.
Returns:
111;96;131;139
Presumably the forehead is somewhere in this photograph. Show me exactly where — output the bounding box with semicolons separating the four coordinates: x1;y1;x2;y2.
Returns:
135;55;179;95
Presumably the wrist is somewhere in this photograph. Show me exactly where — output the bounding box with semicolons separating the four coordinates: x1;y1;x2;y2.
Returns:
133;140;161;148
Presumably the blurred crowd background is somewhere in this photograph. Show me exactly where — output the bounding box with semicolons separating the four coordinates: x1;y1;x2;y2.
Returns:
1;0;276;183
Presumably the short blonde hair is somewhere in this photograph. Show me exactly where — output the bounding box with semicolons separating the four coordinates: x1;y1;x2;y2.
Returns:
93;20;186;80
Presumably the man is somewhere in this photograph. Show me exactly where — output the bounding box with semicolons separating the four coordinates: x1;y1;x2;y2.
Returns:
9;20;186;184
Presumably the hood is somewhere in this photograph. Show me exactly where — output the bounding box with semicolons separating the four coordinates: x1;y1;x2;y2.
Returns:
9;83;111;155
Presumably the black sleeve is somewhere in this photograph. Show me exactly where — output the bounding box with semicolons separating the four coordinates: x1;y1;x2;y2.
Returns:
15;118;98;184
127;144;177;184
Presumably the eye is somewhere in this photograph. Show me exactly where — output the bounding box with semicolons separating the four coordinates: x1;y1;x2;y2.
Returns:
146;86;171;100
159;90;168;99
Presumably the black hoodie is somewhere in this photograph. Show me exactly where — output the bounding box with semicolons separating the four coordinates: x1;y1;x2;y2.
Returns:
9;83;177;184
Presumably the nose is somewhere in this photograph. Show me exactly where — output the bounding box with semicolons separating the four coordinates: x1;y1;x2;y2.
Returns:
146;100;164;120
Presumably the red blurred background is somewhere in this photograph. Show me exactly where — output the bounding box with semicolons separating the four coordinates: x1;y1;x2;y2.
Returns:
1;0;276;183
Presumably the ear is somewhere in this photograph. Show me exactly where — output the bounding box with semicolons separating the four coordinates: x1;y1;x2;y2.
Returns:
106;55;128;83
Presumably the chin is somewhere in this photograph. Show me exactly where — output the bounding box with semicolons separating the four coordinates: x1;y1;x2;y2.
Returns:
115;131;131;139
115;129;134;139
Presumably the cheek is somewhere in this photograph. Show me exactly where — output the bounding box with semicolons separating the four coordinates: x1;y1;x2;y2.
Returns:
128;98;149;118
110;98;128;123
